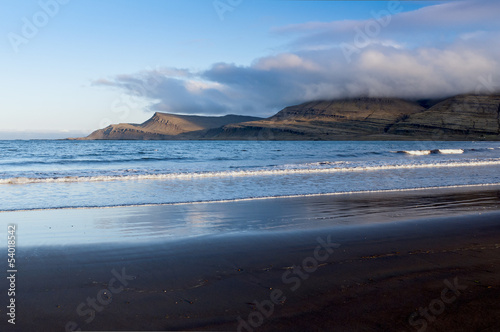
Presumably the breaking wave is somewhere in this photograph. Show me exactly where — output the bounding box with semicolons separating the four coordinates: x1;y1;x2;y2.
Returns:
2;159;500;185
396;149;464;155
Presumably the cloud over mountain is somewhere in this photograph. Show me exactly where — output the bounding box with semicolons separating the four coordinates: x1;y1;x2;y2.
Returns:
94;0;500;117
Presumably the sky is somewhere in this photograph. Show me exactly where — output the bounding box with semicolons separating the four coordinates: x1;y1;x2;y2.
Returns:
1;0;499;139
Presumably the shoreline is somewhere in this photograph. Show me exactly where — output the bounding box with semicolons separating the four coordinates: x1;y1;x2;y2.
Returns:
3;184;500;248
2;182;500;213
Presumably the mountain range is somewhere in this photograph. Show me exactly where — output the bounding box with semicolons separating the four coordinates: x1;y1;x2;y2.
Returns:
80;113;262;140
74;93;500;140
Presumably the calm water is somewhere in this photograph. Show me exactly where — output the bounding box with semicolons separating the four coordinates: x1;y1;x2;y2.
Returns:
1;140;500;211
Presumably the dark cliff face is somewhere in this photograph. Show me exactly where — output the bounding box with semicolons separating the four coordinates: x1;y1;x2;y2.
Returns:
387;94;500;139
77;94;500;141
270;98;424;121
208;95;500;141
209;97;426;140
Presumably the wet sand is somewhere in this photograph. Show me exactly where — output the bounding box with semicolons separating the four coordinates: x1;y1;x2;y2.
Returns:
2;187;500;331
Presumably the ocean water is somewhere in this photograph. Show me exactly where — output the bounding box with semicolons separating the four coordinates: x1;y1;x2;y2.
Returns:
1;140;500;211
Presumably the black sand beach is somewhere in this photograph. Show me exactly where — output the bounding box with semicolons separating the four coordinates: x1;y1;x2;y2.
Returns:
2;186;500;332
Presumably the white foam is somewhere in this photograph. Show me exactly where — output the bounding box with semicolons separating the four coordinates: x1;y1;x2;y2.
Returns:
438;149;464;154
1;159;500;185
403;150;431;155
398;149;465;155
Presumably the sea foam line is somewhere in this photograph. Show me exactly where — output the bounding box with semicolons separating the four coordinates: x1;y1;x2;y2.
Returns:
2;182;500;213
1;159;500;185
396;149;464;155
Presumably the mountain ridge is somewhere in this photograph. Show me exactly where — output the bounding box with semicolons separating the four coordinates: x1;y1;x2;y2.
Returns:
73;93;500;141
76;113;263;140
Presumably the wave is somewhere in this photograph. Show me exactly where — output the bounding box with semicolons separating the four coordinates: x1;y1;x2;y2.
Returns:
398;150;431;155
336;151;383;157
0;156;189;167
2;159;500;185
3;182;500;213
434;149;464;154
1;146;495;167
396;149;464;155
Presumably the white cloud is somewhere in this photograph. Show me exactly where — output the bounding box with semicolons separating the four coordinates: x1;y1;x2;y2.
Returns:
184;80;224;94
254;53;320;71
276;0;500;51
93;0;500;117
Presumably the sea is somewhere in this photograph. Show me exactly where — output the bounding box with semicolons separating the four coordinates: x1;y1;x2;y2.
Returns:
1;140;500;212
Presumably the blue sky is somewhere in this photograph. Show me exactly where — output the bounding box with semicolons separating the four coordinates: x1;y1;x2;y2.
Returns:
1;0;499;139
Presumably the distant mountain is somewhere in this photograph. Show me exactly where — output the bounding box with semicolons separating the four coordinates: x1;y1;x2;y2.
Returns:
206;94;500;140
75;94;500;141
207;97;426;140
76;113;263;140
387;94;500;140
